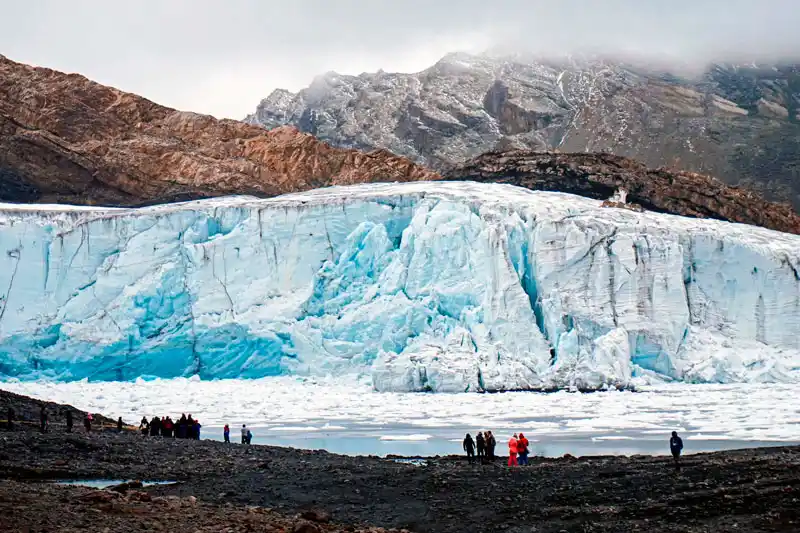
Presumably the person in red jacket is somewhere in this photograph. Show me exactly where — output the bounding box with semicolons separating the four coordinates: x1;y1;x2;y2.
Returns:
517;432;529;465
508;433;519;467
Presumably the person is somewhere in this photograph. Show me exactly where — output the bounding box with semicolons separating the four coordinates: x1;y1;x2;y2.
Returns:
149;416;160;437
6;407;14;431
463;433;476;463
40;405;48;433
117;416;123;432
139;416;149;436
517;432;529;466
223;424;230;443
194;420;202;440
187;415;195;439
84;413;92;432
670;431;684;469
476;432;485;462
508;433;519;467
246;428;253;444
163;417;174;438
177;414;188;439
486;431;496;460
241;424;248;444
66;411;73;433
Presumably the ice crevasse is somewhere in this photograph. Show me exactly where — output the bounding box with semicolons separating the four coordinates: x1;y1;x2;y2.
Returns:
0;182;798;392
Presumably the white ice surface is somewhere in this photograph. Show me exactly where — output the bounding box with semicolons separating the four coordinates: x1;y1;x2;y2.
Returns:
1;181;799;391
3;378;799;456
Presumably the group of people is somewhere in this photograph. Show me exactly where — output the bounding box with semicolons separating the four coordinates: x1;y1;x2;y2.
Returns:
463;430;686;469
224;423;253;444
4;405;111;433
140;414;201;439
462;431;498;463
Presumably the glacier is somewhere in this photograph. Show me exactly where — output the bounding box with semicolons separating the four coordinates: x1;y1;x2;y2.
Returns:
0;182;798;392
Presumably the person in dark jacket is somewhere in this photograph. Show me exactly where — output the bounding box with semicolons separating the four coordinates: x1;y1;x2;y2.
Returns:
65;410;73;433
39;405;48;433
475;432;486;462
463;433;476;463
670;431;684;469
117;416;123;432
486;431;496;460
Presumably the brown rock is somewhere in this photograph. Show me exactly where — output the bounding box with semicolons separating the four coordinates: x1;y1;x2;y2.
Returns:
300;509;331;523
444;150;800;235
293;521;321;533
0;55;437;206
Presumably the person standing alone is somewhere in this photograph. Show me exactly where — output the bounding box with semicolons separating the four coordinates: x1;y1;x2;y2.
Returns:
39;405;48;433
241;424;248;444
670;431;684;469
224;424;230;443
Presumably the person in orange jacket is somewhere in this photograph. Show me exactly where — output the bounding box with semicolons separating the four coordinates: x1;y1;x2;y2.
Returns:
508;433;519;467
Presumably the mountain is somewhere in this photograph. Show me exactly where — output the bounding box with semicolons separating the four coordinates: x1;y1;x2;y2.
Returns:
246;52;800;209
0;55;436;206
1;182;798;391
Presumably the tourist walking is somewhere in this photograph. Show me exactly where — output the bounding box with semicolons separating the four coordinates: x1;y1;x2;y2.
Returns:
223;424;230;443
463;433;476;463
476;432;485;462
508;433;519;467
517;432;529;465
241;424;248;444
66;411;73;433
670;431;684;469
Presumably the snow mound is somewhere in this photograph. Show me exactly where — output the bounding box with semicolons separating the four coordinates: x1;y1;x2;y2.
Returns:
0;182;798;391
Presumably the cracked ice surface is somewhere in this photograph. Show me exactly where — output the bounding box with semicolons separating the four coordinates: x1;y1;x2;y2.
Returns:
0;182;798;392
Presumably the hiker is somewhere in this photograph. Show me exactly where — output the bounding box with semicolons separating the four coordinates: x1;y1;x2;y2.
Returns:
241;424;248;444
117;416;123;432
486;431;496;460
177;414;188;439
246;428;253;444
84;413;92;432
223;424;230;443
517;432;529;466
6;407;13;431
139;416;149;436
476;431;486;462
463;433;476;463
508;433;519;467
194;420;201;440
66;410;73;433
670;431;684;469
187;415;195;439
39;405;48;433
164;417;174;438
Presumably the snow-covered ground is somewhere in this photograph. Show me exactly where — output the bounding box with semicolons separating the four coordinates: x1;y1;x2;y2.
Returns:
3;378;798;457
1;182;799;392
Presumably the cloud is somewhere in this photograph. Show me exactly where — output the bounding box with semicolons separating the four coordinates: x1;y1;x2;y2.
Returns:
1;0;799;118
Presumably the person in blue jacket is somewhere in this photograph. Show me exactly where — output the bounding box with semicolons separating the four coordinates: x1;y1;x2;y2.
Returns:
670;431;684;469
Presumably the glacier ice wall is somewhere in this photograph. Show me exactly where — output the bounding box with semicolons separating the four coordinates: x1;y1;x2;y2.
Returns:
0;182;798;392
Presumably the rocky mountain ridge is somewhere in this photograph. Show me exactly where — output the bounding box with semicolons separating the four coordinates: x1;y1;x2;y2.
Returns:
0;54;436;206
246;52;800;208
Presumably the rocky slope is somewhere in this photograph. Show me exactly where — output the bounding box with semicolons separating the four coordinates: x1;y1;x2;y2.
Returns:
0;55;436;206
246;52;800;209
444;151;800;234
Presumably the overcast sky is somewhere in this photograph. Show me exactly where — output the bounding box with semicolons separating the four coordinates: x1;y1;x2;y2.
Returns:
2;0;799;119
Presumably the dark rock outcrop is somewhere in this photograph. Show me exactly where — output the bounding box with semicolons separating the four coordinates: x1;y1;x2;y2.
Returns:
444;150;800;235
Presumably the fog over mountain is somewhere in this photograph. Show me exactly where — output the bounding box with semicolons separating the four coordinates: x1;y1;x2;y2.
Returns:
1;0;799;118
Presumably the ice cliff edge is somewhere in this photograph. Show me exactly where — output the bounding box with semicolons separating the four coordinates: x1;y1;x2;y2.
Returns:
0;182;798;392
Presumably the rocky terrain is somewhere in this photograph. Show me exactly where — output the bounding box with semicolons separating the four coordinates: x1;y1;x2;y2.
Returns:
247;52;800;209
444;151;800;234
0;55;436;206
1;390;799;533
